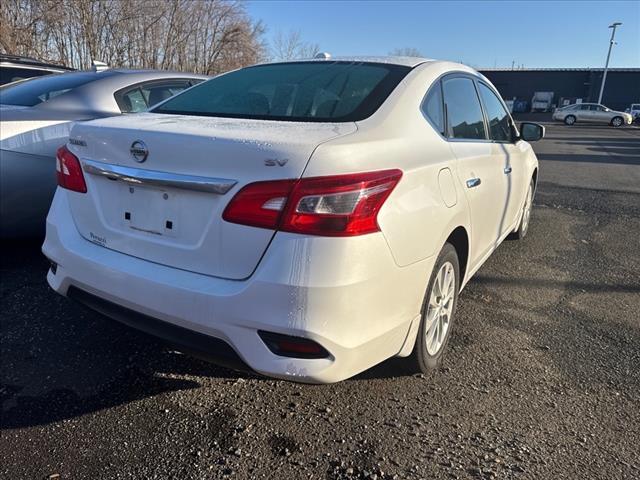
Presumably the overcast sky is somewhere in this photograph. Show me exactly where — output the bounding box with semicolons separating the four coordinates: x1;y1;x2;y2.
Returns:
248;0;640;68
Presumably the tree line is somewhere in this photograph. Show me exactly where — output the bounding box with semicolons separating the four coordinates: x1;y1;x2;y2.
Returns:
0;0;267;74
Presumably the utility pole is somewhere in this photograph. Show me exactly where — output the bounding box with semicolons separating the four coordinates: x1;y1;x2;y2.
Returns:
598;22;622;104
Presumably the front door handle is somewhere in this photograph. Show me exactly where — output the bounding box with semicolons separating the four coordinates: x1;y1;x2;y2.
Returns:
466;177;481;188
504;166;512;174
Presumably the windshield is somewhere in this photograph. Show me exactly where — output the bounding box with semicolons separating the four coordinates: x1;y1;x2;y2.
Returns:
153;61;411;122
0;71;112;106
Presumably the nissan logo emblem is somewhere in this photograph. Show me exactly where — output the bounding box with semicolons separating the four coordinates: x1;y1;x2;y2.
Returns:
130;140;148;163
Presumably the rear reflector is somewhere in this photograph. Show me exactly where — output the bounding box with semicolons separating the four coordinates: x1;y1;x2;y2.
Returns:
223;169;402;236
258;331;330;359
56;145;87;193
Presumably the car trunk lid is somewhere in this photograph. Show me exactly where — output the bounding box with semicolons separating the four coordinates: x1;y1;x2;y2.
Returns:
66;113;356;279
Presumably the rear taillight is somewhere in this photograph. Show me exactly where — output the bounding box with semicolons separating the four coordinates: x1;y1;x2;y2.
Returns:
56;145;87;193
222;179;296;229
223;169;402;237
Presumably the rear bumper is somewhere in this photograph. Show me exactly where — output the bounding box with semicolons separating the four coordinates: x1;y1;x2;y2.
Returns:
66;286;251;372
43;190;433;383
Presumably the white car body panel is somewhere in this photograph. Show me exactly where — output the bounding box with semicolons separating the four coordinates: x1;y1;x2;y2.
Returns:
43;58;539;383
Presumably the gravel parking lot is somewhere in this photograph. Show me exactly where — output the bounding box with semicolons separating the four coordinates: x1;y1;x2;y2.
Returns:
1;123;639;480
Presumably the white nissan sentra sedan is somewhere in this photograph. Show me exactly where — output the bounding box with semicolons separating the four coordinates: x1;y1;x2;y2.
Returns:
43;57;543;383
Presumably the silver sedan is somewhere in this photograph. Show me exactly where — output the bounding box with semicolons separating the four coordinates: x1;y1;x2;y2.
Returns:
0;69;208;237
552;102;633;127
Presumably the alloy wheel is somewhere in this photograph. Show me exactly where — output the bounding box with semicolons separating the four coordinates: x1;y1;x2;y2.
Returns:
522;183;533;233
425;261;456;356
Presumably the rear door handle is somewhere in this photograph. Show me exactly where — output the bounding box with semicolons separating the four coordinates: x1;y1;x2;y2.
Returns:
466;177;481;188
504;166;512;174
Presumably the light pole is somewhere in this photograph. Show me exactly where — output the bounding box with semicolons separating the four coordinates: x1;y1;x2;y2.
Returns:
597;22;622;105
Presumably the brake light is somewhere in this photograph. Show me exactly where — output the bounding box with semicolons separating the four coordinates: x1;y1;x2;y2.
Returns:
56;145;87;193
222;179;296;229
222;169;402;236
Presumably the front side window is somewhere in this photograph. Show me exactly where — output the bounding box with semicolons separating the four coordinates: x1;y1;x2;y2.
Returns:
442;77;486;140
478;83;512;142
153;62;411;122
421;82;444;134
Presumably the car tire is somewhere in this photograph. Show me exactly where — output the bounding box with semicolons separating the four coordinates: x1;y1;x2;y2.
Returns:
611;116;623;127
564;115;576;125
407;243;460;375
509;179;534;240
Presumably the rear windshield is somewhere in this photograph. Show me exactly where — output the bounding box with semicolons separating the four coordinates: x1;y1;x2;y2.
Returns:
0;71;112;106
153;61;411;122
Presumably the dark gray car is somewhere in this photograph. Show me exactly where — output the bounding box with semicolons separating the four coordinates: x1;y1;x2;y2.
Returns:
0;69;208;237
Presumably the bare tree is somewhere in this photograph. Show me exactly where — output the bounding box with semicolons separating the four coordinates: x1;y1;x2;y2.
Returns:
271;29;319;61
389;47;423;57
0;0;266;73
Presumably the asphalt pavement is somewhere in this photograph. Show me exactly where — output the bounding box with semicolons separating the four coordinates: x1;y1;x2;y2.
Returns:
1;123;639;480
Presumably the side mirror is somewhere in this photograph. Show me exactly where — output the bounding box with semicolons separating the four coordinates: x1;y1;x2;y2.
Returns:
520;122;545;142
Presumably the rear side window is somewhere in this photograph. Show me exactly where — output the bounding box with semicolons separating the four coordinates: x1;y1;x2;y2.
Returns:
153;62;411;122
0;71;112;106
478;83;512;142
116;80;195;113
0;67;54;85
442;77;486;140
421;83;444;134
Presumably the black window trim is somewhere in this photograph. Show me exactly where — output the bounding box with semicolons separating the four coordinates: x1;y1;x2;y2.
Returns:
420;70;522;144
475;79;519;144
114;78;201;113
441;72;489;143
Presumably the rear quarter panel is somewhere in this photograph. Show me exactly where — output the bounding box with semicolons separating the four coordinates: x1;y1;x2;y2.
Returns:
304;61;473;268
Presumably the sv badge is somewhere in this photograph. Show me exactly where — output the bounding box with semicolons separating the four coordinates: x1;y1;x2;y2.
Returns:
264;158;289;167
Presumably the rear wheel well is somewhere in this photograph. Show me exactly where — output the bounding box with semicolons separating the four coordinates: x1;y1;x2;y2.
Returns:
446;227;469;283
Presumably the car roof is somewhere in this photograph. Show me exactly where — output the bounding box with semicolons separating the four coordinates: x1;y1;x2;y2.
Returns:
0;54;74;71
29;68;209;88
264;56;434;68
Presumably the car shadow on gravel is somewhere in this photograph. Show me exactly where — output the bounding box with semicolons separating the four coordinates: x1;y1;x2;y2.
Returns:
1;240;256;430
0;321;252;430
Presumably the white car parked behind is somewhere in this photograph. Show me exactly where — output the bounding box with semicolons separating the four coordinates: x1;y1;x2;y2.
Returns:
43;57;543;383
552;102;633;126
